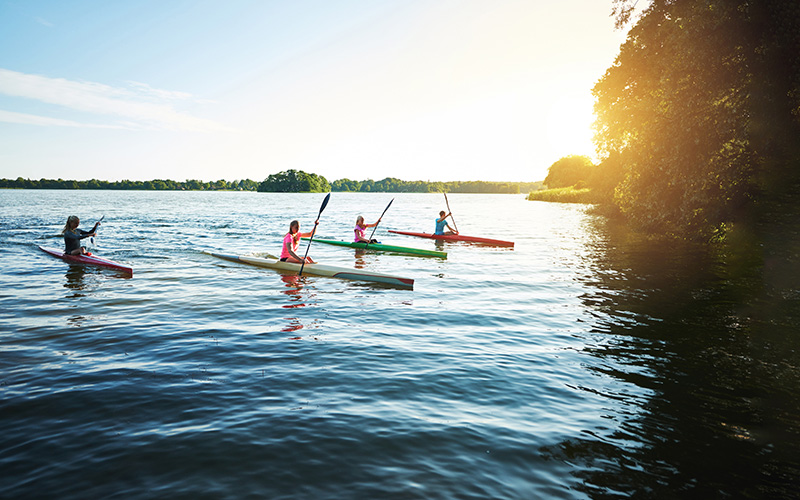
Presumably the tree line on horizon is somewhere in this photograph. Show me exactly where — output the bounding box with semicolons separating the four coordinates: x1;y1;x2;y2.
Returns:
0;177;260;191
533;0;800;241
0;172;542;194
256;169;540;194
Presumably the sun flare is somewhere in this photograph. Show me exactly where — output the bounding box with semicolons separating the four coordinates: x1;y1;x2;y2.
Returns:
545;94;596;161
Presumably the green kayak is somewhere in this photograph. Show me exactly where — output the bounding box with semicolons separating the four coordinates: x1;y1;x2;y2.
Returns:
313;238;447;258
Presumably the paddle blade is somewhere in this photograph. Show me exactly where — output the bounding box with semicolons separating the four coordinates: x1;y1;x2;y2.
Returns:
317;192;331;217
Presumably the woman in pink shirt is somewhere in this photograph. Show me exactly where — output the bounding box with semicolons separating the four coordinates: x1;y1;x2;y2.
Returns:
354;215;380;244
280;219;318;263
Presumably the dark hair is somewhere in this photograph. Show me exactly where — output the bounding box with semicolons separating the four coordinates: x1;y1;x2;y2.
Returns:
289;220;299;234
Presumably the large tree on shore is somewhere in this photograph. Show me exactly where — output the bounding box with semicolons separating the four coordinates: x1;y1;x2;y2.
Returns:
544;155;595;189
594;0;800;238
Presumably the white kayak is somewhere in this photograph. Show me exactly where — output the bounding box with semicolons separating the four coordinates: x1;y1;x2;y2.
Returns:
205;251;414;289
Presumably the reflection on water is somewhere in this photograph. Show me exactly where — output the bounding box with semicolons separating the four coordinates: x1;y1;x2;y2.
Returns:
280;274;311;309
280;274;304;293
279;274;319;335
281;318;304;333
353;249;367;268
549;214;800;498
66;315;89;327
63;265;87;293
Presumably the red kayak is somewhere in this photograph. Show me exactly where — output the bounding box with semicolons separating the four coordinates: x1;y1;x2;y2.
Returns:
39;245;133;275
388;230;514;247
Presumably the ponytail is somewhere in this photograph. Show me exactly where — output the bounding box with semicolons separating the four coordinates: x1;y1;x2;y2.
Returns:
61;215;79;234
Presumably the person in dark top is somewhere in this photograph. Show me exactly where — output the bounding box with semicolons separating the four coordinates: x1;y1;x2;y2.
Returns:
62;215;100;255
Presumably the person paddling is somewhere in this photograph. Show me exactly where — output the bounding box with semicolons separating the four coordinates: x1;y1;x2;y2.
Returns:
435;211;458;235
280;219;318;263
62;215;100;256
354;215;380;244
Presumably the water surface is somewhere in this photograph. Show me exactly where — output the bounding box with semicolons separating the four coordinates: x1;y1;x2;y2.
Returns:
1;190;799;498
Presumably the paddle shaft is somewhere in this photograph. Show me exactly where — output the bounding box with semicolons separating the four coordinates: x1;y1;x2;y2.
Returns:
443;193;458;233
89;215;105;247
365;198;394;249
299;193;331;276
92;215;105;233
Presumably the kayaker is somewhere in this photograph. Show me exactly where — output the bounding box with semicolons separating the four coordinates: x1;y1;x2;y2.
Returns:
354;215;380;244
435;211;458;235
280;219;318;263
61;215;100;256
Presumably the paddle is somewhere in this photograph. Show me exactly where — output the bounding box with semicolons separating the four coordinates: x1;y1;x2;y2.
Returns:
89;215;105;248
443;192;459;233
364;198;394;249
299;193;331;276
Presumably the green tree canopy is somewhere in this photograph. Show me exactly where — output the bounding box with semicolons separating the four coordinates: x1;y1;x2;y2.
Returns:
257;169;331;193
544;155;595;189
593;0;800;239
331;178;361;192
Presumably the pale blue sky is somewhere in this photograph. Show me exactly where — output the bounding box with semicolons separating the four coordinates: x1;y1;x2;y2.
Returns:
0;0;627;182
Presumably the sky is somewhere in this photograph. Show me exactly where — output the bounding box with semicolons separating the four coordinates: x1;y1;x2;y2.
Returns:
0;0;628;183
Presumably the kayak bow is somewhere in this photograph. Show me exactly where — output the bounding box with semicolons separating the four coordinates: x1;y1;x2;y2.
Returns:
388;230;514;247
39;245;133;275
312;238;446;258
205;251;414;288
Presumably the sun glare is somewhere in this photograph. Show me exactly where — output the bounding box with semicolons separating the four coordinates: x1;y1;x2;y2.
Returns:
545;94;596;161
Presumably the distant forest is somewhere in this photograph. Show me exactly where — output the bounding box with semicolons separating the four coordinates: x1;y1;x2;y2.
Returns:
0;177;259;191
256;169;540;193
0;173;542;194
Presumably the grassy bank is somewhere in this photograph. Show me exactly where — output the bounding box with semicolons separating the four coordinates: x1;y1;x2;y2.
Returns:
526;187;600;204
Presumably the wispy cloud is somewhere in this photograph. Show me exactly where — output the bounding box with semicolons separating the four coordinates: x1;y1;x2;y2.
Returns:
0;68;229;132
0;109;124;128
125;80;214;103
34;17;54;27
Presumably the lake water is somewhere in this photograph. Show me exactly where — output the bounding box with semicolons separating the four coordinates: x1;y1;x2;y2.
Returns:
2;190;799;499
